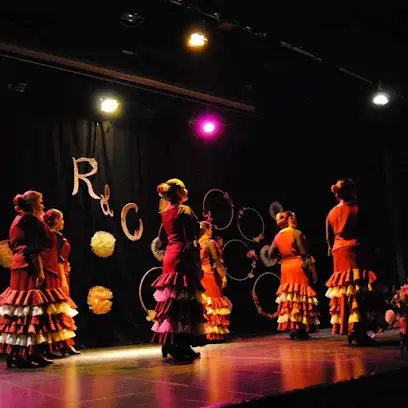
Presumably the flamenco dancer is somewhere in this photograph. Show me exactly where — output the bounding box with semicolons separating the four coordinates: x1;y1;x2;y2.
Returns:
0;191;52;368
326;178;381;345
268;211;319;340
43;209;80;356
151;178;205;361
199;220;232;341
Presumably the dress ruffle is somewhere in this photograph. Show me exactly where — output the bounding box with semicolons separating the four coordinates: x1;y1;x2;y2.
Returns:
201;294;232;341
151;272;205;345
325;268;378;335
0;286;78;356
275;282;319;332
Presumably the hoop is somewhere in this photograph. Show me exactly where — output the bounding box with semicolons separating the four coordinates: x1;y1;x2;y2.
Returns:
222;239;255;281
252;272;281;320
202;189;234;231
138;266;162;318
237;207;265;243
269;201;283;220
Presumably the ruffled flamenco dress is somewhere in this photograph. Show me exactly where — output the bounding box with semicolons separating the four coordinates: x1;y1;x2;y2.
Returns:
150;205;206;359
199;238;232;341
272;228;320;339
325;246;378;338
0;215;77;366
41;226;78;354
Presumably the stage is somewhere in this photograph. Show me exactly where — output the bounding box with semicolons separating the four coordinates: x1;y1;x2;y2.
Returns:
0;329;407;408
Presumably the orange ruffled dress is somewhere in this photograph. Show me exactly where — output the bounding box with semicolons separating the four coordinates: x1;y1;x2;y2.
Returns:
199;238;232;340
325;203;377;335
270;228;319;333
40;225;78;353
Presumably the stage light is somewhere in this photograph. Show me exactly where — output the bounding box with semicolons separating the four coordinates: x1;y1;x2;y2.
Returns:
372;92;390;106
187;32;208;48
203;122;216;134
100;98;119;113
191;114;224;141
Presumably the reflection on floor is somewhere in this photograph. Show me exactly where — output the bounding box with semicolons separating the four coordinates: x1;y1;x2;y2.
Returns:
0;329;406;408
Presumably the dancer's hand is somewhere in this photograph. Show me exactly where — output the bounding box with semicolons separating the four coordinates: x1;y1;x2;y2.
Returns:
327;246;332;257
35;276;44;288
178;205;191;216
222;277;227;288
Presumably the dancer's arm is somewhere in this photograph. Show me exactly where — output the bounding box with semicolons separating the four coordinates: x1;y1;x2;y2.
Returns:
19;214;46;287
326;217;334;256
208;240;227;288
267;240;278;261
294;230;317;283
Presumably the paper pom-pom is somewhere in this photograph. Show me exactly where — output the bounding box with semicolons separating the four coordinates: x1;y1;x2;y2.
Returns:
87;286;113;315
260;245;275;268
91;231;116;258
0;240;12;268
385;309;397;325
151;237;165;262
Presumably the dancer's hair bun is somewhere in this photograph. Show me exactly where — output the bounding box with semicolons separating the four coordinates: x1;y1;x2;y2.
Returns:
157;183;170;196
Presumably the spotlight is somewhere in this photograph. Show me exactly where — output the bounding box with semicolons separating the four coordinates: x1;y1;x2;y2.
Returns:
100;98;119;113
372;92;390;106
203;122;215;134
187;32;208;48
190;114;224;141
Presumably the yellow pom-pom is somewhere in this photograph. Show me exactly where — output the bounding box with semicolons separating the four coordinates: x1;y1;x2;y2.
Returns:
91;231;116;258
87;286;113;315
0;240;12;268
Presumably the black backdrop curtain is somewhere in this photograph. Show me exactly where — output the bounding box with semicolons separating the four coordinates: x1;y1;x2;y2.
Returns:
0;56;400;347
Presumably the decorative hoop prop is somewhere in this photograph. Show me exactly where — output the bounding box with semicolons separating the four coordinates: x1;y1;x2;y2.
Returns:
252;272;281;320
202;189;234;231
139;266;162;321
237;207;265;243
222;239;256;281
269;201;284;220
260;245;277;268
151;237;165;262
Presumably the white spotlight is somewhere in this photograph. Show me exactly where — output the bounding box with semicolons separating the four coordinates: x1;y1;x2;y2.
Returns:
100;98;119;113
372;92;390;106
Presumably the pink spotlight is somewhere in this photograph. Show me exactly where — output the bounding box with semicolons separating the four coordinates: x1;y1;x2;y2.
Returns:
203;122;216;134
195;115;221;141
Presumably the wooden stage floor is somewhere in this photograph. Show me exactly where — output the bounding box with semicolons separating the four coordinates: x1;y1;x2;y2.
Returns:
0;329;407;408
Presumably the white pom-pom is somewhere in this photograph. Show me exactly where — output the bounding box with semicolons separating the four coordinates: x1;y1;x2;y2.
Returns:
260;245;275;268
151;237;165;262
91;231;116;258
0;240;12;268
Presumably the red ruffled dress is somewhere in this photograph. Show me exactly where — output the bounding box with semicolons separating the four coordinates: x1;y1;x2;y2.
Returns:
270;227;319;333
151;205;205;346
199;238;232;340
325;203;378;335
0;213;51;356
40;226;78;353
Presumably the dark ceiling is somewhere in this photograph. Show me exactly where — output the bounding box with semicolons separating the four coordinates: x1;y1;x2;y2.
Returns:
1;3;408;109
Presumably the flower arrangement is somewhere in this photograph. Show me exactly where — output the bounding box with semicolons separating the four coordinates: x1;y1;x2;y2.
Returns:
385;284;408;354
246;250;258;278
